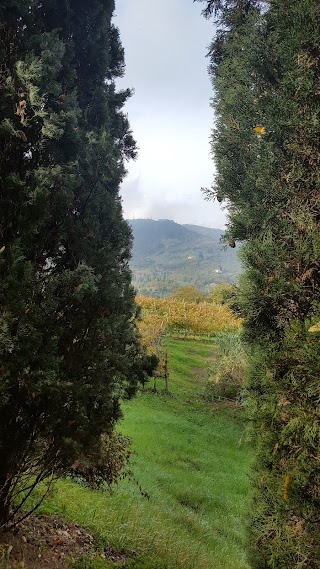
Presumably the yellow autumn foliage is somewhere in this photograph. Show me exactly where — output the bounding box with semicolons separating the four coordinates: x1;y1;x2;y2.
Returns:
308;322;320;333
137;295;241;338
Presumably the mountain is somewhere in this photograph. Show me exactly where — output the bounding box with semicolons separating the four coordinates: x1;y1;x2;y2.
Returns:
128;219;242;297
183;224;223;239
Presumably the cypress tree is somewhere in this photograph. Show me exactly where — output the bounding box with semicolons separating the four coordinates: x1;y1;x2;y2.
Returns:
0;0;152;526
197;0;320;566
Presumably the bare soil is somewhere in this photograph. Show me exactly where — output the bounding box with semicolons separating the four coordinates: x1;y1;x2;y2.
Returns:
0;514;130;568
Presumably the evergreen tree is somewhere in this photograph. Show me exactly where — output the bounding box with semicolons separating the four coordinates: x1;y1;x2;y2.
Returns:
0;0;153;526
198;0;320;566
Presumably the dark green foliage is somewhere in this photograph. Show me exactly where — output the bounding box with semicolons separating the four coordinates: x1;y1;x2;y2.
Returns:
0;0;153;526
199;0;320;566
246;324;320;568
68;431;134;492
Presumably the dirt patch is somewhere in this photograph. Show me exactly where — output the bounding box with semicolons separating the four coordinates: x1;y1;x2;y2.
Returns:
0;514;131;568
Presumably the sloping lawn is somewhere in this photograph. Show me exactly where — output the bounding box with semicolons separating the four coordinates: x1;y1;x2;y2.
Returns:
38;338;253;569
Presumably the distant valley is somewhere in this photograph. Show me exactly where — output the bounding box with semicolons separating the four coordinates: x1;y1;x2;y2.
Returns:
128;219;242;297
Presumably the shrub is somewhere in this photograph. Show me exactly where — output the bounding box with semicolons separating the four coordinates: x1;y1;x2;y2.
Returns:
68;431;133;492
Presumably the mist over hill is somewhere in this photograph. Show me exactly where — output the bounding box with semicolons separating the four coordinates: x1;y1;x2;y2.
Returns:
128;219;242;297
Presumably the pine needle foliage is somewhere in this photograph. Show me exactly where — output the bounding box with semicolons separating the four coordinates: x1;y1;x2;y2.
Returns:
198;0;320;567
0;0;153;527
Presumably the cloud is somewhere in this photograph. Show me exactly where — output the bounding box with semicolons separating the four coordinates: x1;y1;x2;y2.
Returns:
121;174;227;229
116;0;214;105
115;0;226;229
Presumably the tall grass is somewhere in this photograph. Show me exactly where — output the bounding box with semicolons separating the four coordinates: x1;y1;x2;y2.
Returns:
37;338;252;569
206;331;247;401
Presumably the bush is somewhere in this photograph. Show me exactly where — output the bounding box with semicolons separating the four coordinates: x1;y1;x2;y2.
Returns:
68;431;133;492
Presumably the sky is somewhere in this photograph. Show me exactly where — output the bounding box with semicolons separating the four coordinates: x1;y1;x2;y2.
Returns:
114;0;227;229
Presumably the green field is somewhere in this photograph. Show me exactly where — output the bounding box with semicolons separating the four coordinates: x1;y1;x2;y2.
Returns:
40;339;253;569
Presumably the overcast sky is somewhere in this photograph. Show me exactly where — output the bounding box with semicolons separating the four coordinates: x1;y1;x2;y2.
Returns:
114;0;227;229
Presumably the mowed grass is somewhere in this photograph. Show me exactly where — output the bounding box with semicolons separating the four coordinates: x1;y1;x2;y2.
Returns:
40;338;253;569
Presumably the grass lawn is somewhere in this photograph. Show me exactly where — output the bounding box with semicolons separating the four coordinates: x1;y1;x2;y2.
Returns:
39;338;253;569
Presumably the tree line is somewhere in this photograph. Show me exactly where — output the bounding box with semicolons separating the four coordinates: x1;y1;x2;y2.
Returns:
196;0;320;567
0;0;154;527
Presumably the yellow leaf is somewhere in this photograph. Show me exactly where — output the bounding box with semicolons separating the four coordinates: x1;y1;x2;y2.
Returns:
0;245;5;254
308;322;320;333
76;283;84;292
255;125;266;135
7;545;13;555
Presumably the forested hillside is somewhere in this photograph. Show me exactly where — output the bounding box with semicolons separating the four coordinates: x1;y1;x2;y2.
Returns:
198;0;320;567
129;219;241;296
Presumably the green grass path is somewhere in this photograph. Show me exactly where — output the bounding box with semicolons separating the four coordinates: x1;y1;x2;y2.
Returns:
42;339;253;569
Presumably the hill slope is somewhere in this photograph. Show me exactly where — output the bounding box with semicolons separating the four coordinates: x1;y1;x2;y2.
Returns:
25;338;252;569
128;219;242;297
